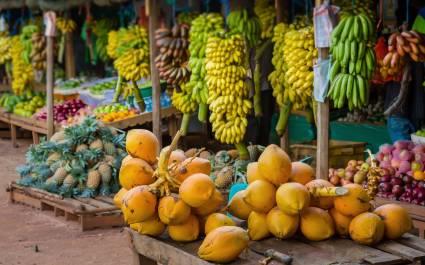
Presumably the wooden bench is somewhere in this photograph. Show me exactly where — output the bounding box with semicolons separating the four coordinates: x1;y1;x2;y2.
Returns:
374;197;425;239
7;182;124;231
126;228;425;265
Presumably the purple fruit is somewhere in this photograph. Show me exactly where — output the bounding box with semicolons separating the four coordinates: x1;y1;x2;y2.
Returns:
392;185;404;197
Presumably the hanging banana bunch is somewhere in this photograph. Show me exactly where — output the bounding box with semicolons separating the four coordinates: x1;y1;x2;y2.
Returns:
92;19;117;63
56;17;76;63
206;33;251;159
187;13;224;123
10;36;34;95
31;32;47;71
254;0;276;40
226;9;261;48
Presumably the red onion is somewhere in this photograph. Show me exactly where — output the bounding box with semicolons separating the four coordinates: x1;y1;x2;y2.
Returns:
380;144;394;155
403;175;413;184
392;185;404;197
379;182;392;192
380;175;391;183
391;177;403;186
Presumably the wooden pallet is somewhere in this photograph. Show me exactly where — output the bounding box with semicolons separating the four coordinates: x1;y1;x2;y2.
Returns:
126;228;425;265
7;182;124;231
374;197;425;239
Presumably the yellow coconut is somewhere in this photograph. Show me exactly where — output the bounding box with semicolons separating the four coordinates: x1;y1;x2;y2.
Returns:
129;213;165;236
179;173;215;207
246;162;265;183
175;157;212;183
193;189;225;216
198;226;249;263
113;187;128;208
374;204;413;239
289;161;315;185
257;144;292;185
334;183;370;217
329;208;353;237
305;179;335;210
248;211;270;240
300;207;335;241
168;214;200;242
266;207;299;239
244;180;276;213
168;149;187;166
122;154;133;165
204;213;236;235
276;182;310;215
119;158;154;190
126;129;159;165
158;196;191;225
121;186;157;224
227;190;253;220
349;212;385;245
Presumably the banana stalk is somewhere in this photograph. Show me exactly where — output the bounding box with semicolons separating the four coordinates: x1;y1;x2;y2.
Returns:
58;34;65;63
275;100;291;136
235;142;249;160
198;103;208;123
253;62;262;117
112;76;123;103
131;80;146;112
180;113;191;136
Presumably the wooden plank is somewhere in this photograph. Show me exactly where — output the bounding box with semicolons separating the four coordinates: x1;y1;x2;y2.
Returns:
106;107;177;130
65;32;76;78
375;240;425;262
32;131;40;144
398;234;425;252
80;214;124;232
74;197;115;209
95;196;115;205
307;238;405;265
10;190;43;209
46;31;55;139
10;124;17;147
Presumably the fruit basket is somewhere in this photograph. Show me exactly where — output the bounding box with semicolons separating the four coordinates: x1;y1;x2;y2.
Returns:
411;133;425;145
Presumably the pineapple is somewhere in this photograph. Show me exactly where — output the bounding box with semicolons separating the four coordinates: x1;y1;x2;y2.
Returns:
86;169;101;189
46;167;68;185
89;139;103;150
214;166;233;189
103;141;116;156
104;155;115;164
98;162;112;184
62;174;76;188
50;131;65;143
75;144;88;152
47;152;61;165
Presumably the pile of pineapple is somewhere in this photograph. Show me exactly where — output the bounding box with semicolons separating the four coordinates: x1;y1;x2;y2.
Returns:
16;117;126;197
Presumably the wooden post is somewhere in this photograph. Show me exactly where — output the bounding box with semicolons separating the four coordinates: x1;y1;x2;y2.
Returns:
314;0;329;179
148;0;162;147
45;12;55;140
65;32;76;78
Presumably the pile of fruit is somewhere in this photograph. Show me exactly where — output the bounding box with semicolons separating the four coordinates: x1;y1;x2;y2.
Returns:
17;117;126;197
336;98;385;124
206;33;251;147
187;13;223;122
375;141;425;205
55;78;85;91
414;129;425;138
231;144;412;246
328;160;371;187
35;99;86;124
0;91;45;116
94;103;138;123
382;30;425;67
88;79;116;95
373;37;403;83
329;13;375;109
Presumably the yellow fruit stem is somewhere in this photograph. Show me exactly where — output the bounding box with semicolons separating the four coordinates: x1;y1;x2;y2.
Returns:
253;62;262;117
198;103;208;123
308;186;349;197
275;101;291;136
131;80;146;112
113;75;123;103
180;113;190;136
235;142;249;160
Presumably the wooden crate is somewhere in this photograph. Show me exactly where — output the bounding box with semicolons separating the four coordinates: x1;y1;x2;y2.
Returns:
290;140;366;169
7;182;124;231
374;197;425;239
126;228;425;265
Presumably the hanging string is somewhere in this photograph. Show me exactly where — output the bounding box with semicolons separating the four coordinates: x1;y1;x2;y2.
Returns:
406;0;410;25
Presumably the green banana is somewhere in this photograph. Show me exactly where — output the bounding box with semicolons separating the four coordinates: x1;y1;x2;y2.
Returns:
357;42;366;59
329;60;340;81
340;16;354;41
350;41;358;62
346;74;354;98
342;41;350;65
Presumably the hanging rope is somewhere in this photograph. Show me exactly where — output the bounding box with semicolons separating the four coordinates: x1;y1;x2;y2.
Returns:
406;0;410;25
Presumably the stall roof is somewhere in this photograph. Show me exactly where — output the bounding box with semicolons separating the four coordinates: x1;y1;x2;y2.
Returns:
0;0;128;11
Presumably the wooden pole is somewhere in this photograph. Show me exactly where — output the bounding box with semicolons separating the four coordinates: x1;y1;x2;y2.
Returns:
65;32;76;78
314;0;329;179
46;18;55;139
148;0;162;147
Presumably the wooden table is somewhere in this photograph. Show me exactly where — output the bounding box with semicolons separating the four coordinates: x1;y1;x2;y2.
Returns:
375;197;425;239
0;107;60;146
126;228;425;265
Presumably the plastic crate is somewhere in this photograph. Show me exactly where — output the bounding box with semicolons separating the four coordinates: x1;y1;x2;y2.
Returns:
290;140;366;169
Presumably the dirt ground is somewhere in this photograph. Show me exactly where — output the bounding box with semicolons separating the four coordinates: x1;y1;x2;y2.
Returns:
0;137;132;265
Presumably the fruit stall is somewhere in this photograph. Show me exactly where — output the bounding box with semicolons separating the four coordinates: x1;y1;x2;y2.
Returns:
1;0;425;264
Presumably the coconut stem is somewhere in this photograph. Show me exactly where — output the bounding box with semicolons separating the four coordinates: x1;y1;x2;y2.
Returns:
180;113;190;136
235;142;249;160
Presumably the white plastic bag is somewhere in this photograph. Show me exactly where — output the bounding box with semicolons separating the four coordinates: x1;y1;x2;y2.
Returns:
313;57;331;102
313;1;339;48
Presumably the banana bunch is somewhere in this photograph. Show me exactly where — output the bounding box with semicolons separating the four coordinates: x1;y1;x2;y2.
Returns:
107;25;149;59
10;36;34;95
107;31;118;59
254;0;276;39
206;34;251;144
30;32;46;71
155;24;191;86
328;13;375;109
171;83;197;114
226;9;261;47
335;0;375;20
93;19;117;62
187;13;223;122
56;18;76;33
176;12;199;25
20;25;39;65
291;15;312;30
383;31;425;67
0;35;11;64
